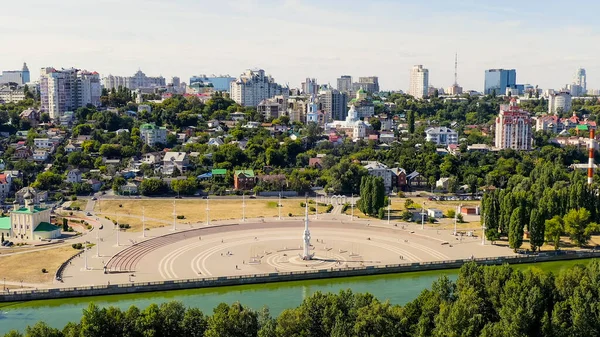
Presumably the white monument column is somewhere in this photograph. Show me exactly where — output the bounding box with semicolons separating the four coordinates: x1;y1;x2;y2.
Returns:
302;202;312;260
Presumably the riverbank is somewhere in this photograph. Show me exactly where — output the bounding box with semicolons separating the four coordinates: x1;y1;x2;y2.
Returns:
1;250;598;303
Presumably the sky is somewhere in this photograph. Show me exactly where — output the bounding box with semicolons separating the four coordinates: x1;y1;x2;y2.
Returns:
1;0;600;92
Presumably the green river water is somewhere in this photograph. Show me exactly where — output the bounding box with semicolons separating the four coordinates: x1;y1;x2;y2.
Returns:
0;259;592;334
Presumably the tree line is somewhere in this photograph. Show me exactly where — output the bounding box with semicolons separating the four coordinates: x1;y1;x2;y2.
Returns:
6;260;600;337
482;161;600;251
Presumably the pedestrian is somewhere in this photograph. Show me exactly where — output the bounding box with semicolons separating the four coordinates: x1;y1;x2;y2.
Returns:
236;265;238;269
221;239;224;243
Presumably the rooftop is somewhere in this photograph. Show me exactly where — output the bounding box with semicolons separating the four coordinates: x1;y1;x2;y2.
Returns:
12;206;48;214
34;222;60;232
0;217;10;230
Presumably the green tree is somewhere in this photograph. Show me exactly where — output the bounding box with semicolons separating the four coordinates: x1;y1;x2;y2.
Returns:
407;110;415;134
140;178;168;196
205;302;258;337
529;208;545;251
369;117;382;131
182;307;207;337
25;321;63;337
358;176;385;216
508;207;524;251
563;208;599;247
545;216;564;250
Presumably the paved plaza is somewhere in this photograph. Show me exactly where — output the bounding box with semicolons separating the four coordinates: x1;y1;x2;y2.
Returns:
58;209;514;287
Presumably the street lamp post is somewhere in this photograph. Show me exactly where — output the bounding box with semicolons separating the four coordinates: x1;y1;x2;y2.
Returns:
278;193;281;220
421;204;425;230
116;213;120;246
387;196;391;225
242;192;246;222
351;194;354;221
84;241;89;270
206;197;210;226
142;207;146;238
454;204;460;236
172;200;177;231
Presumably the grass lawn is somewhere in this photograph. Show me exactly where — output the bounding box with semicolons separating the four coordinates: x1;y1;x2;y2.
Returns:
69;200;85;210
95;199;310;231
0;246;76;284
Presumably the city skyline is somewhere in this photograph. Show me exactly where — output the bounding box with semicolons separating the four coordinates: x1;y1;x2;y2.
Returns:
1;0;599;91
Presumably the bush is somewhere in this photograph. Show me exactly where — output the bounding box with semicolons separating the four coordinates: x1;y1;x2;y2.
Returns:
41;268;47;273
71;196;77;201
401;210;412;221
288;212;293;217
378;208;386;219
326;205;334;213
300;202;306;207
119;224;131;229
177;215;185;219
71;243;83;249
341;203;350;213
309;206;316;212
457;213;464;223
119;204;123;208
446;209;456;218
428;217;436;224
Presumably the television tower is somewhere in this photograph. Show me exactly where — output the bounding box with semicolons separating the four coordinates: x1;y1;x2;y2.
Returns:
454;52;458;85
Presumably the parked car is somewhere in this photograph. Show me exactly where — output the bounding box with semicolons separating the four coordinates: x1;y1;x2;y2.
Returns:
1;240;8;246
86;212;92;216
91;197;97;200
6;242;13;247
99;224;104;230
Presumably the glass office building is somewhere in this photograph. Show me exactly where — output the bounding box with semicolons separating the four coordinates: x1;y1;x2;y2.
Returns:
484;69;516;95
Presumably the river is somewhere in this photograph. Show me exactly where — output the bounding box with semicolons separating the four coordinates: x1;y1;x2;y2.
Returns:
0;259;590;334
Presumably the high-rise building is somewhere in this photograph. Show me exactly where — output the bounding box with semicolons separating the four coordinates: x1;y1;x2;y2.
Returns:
548;91;572;114
357;76;379;93
494;99;532;150
484;69;516;95
102;70;165;90
230;69;288;106
337;75;352;93
409;65;429;98
171;77;180;87
0;63;30;85
302;78;318;95
318;88;348;121
574;68;587;92
189;75;235;91
40;67;101;120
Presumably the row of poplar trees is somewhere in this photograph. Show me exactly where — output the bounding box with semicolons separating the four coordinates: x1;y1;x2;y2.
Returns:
482;162;600;251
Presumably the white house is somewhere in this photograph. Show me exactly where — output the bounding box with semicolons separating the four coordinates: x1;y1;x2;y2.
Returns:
33;138;52;149
363;161;394;193
436;177;451;190
208;138;224;147
163;152;189;175
66;169;83;183
427;208;443;219
425;127;458;146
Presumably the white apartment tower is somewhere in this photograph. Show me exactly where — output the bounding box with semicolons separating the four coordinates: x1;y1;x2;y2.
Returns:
409;65;429;99
40;67;101;120
494;99;533;150
230;69;288;106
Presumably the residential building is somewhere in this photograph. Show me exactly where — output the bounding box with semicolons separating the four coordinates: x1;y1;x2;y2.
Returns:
363;161;393;193
66;169;82;183
139;123;167;146
162;152;189;175
494;99;533;150
40;67;101;120
536;112;596;134
425;127;458;146
189;75;235;92
19;108;39;126
356;77;379;93
337;75;352;93
319;87;348;120
0;63;30;85
234;170;255;190
484;69;516;95
548;91;572;114
302;78;318;95
409;65;429;99
257;99;282;120
34;138;52;149
15;187;48;204
436;177;451;190
102;70;166;90
0;174;12;200
390;168;408;191
230;69;288;106
0;83;26;103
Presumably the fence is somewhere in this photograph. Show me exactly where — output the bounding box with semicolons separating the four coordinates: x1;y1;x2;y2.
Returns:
2;250;600;302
